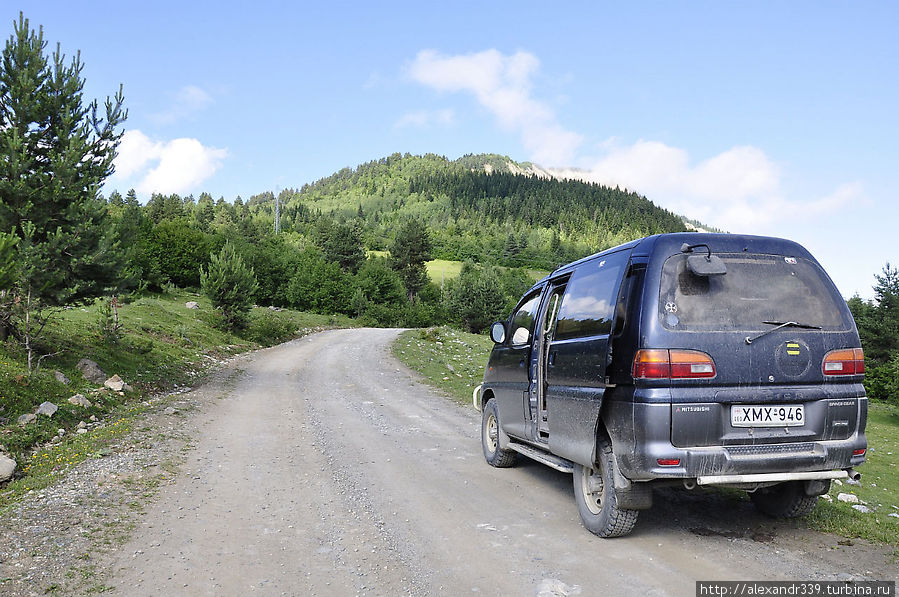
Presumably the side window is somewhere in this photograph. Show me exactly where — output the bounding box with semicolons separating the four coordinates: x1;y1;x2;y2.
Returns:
553;252;628;341
509;292;541;346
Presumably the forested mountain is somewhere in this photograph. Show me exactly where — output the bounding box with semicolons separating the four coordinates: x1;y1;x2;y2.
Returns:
269;153;687;270
83;153;689;332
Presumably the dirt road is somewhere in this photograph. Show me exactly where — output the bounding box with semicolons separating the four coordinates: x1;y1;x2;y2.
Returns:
100;328;894;596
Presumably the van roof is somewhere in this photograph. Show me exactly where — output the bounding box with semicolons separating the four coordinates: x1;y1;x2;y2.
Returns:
535;232;814;287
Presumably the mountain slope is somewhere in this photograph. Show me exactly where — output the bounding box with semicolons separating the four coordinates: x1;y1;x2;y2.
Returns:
279;153;687;270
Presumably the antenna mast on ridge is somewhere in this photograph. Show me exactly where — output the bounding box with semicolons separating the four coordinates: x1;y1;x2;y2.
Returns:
274;186;281;234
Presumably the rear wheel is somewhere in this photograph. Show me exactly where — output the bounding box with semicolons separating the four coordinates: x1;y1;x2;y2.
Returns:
481;398;517;468
750;481;819;518
572;436;638;538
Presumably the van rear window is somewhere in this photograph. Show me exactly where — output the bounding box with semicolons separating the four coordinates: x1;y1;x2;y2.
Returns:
659;253;849;332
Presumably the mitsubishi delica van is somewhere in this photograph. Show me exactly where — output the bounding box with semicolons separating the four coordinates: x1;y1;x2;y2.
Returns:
474;233;867;538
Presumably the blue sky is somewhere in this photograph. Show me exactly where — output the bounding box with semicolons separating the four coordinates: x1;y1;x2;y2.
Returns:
8;1;897;298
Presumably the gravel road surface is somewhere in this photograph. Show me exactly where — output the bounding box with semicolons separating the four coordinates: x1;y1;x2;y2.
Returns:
3;328;894;596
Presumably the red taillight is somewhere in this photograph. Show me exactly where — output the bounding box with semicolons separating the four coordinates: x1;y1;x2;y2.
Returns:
633;349;716;380
853;448;866;456
657;458;681;466
823;348;865;376
632;349;670;379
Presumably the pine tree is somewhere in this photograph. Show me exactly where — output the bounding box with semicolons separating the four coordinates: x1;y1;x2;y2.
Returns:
0;13;127;368
0;231;16;291
200;242;259;330
389;219;432;301
314;219;365;273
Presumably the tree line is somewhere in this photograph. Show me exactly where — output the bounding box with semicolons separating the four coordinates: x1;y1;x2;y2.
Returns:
848;265;899;405
283;152;689;270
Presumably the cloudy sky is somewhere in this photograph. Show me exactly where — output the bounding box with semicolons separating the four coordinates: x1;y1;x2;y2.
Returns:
8;1;897;298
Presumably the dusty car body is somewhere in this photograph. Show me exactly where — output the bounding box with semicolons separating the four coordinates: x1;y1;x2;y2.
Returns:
475;233;867;537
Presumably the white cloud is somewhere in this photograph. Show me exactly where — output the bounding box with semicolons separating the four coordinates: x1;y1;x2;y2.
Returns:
405;48;863;235
114;129;163;178
408;49;582;165
177;85;213;111
150;85;214;125
111;129;227;195
551;140;859;232
394;109;455;129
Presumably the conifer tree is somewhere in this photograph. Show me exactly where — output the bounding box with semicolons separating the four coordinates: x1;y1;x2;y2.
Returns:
0;13;127;367
200;242;259;330
389;219;432;301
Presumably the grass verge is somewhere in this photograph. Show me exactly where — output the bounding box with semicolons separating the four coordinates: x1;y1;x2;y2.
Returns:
391;328;899;546
391;326;493;406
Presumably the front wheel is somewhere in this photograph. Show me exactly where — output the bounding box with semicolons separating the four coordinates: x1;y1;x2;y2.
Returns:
481;398;517;468
572;436;638;538
750;482;819;518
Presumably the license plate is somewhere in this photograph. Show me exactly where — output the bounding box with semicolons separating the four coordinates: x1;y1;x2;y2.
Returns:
731;404;805;427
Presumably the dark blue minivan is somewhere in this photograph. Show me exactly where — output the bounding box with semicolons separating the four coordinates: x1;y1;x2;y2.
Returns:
474;233;867;537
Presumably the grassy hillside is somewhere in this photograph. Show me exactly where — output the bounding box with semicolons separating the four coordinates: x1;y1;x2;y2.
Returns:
268;153;688;271
0;293;354;507
392;328;899;546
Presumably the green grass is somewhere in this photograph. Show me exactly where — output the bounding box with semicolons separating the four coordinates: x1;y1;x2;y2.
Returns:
425;259;464;284
392;330;899;546
391;327;494;406
425;259;547;284
0;290;355;508
805;401;899;544
372;253;548;285
1;409;139;510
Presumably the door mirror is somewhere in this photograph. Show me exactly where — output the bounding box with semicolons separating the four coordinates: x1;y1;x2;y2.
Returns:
490;321;506;344
511;327;530;345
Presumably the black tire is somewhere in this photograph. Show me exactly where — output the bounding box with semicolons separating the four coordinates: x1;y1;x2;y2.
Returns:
481;398;517;468
572;435;638;538
750;482;819;518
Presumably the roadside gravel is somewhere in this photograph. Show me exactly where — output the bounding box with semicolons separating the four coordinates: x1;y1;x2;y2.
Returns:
0;359;248;596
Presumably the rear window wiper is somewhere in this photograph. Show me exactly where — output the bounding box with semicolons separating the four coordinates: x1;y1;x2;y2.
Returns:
745;321;822;345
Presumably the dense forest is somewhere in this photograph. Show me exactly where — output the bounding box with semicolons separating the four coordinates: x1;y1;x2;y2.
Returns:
273;152;687;270
94;150;687;331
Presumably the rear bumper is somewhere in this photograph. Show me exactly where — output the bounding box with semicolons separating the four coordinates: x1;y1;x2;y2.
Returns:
624;437;867;481
695;469;848;486
608;398;867;483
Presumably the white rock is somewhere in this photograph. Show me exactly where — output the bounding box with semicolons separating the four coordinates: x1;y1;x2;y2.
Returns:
837;493;860;504
76;421;87;430
0;454;16;482
68;394;92;408
36;402;58;417
833;479;843;486
163;407;177;415
851;504;872;514
104;375;126;392
76;428;87;435
846;477;861;486
821;494;833;502
17;413;37;426
185;301;200;310
888;513;899;519
57;429;66;437
54;370;71;385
